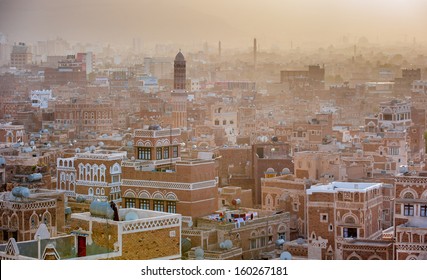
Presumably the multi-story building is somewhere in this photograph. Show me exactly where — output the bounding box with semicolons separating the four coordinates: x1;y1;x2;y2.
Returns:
121;126;218;219
30;90;52;109
44;54;86;87
306;181;394;260
0;124;26;144
0;207;181;260
54;101;114;137
10;42;32;69
378;99;412;131
184;208;290;260
261;172;309;240
0;188;66;243
394;171;427;260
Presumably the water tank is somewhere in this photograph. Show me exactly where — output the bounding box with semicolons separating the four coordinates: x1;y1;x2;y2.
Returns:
22;147;33;153
194;248;204;260
181;238;192;254
280;251;292;260
28;173;43;182
223;239;233;249
12;186;31;198
281;168;291;175
399;165;408;174
89;200;114;219
125;211;138;221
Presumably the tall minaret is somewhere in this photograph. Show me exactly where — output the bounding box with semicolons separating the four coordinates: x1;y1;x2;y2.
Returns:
218;41;221;59
172;50;187;129
174;50;186;91
253;38;257;67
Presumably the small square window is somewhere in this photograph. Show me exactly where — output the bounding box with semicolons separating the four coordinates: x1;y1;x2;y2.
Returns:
321;213;328;222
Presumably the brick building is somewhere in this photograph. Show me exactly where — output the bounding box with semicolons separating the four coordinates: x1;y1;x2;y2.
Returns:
56;149;127;205
0;207;181;260
0;188;66;243
306;181;394;260
183;208;290;260
261;173;309;240
121;126;218;219
394;172;427;260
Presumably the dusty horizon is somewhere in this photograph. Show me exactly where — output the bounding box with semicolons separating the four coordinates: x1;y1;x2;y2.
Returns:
1;0;427;49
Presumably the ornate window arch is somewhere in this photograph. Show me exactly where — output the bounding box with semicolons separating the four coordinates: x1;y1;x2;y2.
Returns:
111;163;121;174
10;214;18;229
123;190;136;198
138;190;151;199
78;163;84;180
265;194;273;209
85;164;91;181
42;212;51;227
30;213;39;230
153;192;164;200
1;213;8;227
88;188;94;196
99;164;106;182
342;213;359;225
406;255;418;260
347;252;362;260
368;254;382;260
92;164;99;181
401;188;418;199
165;192;178;201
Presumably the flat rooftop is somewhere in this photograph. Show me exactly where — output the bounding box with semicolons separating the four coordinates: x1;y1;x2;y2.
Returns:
307;181;382;194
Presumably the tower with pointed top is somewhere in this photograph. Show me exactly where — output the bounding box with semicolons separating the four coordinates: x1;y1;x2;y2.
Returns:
174;50;186;91
172;50;187;129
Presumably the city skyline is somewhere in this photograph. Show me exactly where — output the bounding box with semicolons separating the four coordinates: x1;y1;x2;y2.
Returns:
1;0;427;48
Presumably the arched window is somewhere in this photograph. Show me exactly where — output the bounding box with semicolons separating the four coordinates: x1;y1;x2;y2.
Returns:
99;165;106;182
345;216;356;224
78;163;84;180
1;214;7;227
30;213;39;230
10;215;18;229
111;163;121;174
88;188;94;196
42;212;51;227
92;164;99;181
85;164;91;181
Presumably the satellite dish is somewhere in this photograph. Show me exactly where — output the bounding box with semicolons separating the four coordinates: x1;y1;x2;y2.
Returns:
271;136;278;142
280;251;292;260
187;220;193;227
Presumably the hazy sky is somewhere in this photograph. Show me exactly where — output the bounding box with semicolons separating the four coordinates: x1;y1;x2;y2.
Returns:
1;0;427;48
